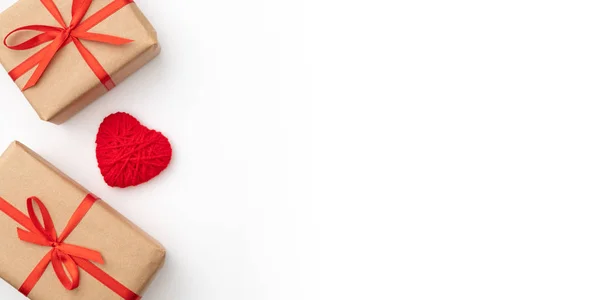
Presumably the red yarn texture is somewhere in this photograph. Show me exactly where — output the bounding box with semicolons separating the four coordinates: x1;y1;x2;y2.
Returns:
96;112;172;188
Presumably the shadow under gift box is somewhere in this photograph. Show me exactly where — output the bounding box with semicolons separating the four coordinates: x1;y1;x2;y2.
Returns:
0;141;165;299
0;0;160;124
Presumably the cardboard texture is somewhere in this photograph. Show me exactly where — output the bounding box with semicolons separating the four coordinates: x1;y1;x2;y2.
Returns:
0;141;165;299
0;0;160;124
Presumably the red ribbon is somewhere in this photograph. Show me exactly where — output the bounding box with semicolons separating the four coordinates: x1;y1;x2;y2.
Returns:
0;194;140;300
3;0;135;91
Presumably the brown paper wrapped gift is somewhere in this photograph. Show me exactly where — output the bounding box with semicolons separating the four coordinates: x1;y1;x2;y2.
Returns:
0;141;165;299
0;0;160;124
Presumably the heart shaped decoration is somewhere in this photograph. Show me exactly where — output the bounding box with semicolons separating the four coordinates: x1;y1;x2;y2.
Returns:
96;112;172;188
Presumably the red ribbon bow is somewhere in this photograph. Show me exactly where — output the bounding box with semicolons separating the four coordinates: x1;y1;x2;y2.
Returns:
0;194;140;300
3;0;134;91
17;196;104;291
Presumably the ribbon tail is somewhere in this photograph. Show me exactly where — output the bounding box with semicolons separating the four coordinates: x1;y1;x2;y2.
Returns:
58;243;105;264
74;257;141;300
17;228;52;246
18;250;53;296
22;32;68;90
7;45;47;81
72;31;133;45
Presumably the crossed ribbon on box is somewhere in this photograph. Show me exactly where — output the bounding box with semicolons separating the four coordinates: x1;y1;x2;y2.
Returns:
0;195;140;299
3;0;134;91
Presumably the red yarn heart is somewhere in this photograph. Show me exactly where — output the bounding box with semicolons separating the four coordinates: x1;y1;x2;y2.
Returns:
96;112;172;188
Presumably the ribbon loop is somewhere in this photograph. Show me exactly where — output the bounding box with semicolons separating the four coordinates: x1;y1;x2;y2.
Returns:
57;243;105;264
3;25;62;50
26;196;57;241
3;0;134;91
51;249;80;290
17;228;53;246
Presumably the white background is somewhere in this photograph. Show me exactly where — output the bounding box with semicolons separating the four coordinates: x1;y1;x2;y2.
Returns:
0;0;600;299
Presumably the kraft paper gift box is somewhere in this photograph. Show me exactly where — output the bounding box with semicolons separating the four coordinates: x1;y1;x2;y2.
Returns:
0;141;165;299
0;0;160;124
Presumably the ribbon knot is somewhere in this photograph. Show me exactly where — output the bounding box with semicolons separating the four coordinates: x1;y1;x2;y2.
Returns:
3;0;134;91
16;196;105;291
